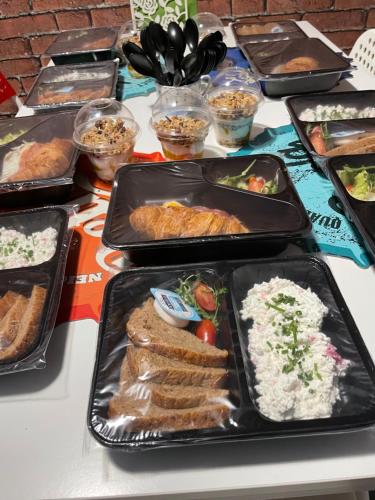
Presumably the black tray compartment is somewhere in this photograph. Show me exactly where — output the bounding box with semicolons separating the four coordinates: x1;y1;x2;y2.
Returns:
102;156;311;266
88;256;375;451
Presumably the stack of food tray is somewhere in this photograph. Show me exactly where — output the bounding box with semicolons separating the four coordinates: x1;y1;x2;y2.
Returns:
286;90;375;260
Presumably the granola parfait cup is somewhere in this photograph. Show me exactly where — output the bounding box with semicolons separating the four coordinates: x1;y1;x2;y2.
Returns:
151;88;211;160
73;98;140;182
207;68;263;147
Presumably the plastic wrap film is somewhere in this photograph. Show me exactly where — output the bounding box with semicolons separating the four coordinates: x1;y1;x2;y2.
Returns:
24;61;118;111
88;256;375;451
45;27;118;57
241;38;352;97
0;206;73;374
231;20;306;44
0;111;78;206
102;155;311;265
286;91;375;171
327;154;375;261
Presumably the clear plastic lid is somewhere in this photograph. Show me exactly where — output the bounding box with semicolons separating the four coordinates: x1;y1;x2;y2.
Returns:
151;88;211;138
73;98;140;154
117;19;140;46
207;67;264;113
193;12;225;37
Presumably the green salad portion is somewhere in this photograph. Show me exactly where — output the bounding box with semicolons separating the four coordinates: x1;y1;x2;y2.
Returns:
217;160;279;194
337;164;375;201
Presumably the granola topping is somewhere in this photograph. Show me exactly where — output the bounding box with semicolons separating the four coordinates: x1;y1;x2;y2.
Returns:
154;115;208;138
209;90;258;111
80;117;135;154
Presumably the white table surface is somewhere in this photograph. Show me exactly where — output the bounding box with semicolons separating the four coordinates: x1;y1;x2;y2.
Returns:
3;22;375;500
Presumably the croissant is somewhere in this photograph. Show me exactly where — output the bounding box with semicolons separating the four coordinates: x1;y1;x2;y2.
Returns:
6;138;72;182
129;205;249;239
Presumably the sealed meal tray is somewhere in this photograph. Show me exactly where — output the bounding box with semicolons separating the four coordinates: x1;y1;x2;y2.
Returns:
0;206;71;374
45;27;118;65
286;90;375;172
326;154;375;261
24;61;118;111
88;255;375;451
0;111;78;207
242;38;351;97
102;155;311;265
231;20;306;44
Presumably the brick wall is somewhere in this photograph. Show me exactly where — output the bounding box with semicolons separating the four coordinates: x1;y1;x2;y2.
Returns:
0;0;374;116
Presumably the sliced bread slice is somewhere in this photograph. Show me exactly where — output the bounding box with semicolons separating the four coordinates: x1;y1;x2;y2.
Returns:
118;355;230;409
108;394;230;432
0;285;46;361
126;345;227;388
126;298;228;368
0;294;29;349
0;291;20;321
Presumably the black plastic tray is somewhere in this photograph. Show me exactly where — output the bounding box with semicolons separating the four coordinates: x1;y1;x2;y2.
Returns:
88;256;375;451
242;38;351;97
102;155;311;265
45;27;118;65
0;111;79;207
326;154;375;261
231;20;306;44
0;206;71;374
286;91;375;172
24;61;118;111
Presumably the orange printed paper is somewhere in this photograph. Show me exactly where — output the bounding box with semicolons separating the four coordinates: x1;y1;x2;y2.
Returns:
57;152;165;324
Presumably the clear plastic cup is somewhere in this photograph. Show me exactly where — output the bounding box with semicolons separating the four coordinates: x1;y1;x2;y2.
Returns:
193;12;225;40
207;67;263;147
73;98;140;182
151;88;211;160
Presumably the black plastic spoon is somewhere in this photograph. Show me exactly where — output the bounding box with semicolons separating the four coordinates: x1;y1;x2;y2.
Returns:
184;18;199;52
168;21;186;58
128;52;156;78
148;22;169;55
123;41;145;60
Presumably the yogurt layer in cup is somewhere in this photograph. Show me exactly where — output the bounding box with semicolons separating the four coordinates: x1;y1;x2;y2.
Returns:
151;88;211;160
73;98;140;182
207;68;263;147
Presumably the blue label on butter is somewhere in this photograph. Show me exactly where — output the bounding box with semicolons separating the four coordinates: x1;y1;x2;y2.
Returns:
150;288;201;322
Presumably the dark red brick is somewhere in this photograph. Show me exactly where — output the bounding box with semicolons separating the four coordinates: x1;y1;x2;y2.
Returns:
197;0;231;16
0;57;40;78
33;0;101;10
303;9;365;31
232;0;264;17
90;6;130;27
368;9;375;27
0;38;30;58
325;30;363;49
267;0;332;13
56;10;91;30
0;13;57;39
335;0;374;8
0;0;29;17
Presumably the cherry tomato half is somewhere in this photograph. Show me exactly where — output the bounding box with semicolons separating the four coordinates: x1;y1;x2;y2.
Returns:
346;184;353;192
196;319;217;345
194;282;216;312
248;175;266;193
